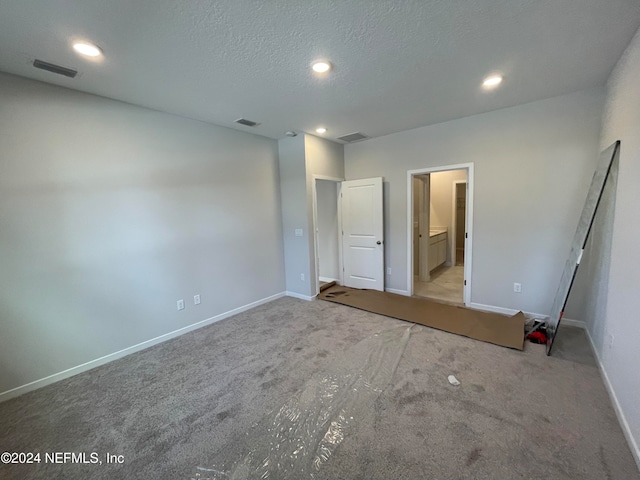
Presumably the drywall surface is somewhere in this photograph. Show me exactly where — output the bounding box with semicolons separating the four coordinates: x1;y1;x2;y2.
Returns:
304;135;344;294
0;73;285;394
278;134;344;297
345;88;604;313
593;25;640;465
429;169;467;264
316;180;340;281
278;135;311;296
305;134;345;180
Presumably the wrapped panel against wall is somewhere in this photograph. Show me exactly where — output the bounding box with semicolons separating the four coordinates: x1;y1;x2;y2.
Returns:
547;141;620;355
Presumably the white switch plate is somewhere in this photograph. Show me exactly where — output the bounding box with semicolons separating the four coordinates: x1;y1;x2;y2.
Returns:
387;268;392;275
300;273;305;281
295;228;303;237
513;283;522;293
177;299;185;311
194;294;201;305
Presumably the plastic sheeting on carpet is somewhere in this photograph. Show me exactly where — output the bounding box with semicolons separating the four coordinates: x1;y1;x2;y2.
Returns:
190;325;414;479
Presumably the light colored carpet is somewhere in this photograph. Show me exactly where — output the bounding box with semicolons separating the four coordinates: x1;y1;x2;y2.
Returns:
415;265;464;305
0;296;637;479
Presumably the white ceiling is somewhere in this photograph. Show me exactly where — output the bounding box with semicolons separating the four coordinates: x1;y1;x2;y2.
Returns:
1;1;639;142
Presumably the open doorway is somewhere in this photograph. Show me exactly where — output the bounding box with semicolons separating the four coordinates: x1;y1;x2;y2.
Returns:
407;164;473;305
313;178;342;293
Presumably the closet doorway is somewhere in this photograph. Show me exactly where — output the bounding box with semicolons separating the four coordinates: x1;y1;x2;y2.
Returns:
313;178;341;292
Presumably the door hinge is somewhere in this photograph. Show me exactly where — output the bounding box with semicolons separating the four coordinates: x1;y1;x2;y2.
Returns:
464;280;467;286
465;232;468;239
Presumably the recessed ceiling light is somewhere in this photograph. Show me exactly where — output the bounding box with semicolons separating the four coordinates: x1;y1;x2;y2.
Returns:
316;127;327;134
312;61;332;74
73;42;103;57
482;75;503;88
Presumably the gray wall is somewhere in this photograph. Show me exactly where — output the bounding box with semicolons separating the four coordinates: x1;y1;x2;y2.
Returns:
587;25;640;465
278;134;344;297
304;135;344;294
0;73;285;394
316;180;340;281
345;89;604;314
278;135;310;295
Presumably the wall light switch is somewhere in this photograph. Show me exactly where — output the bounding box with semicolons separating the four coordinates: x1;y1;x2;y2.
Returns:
387;268;392;275
295;228;303;237
194;294;201;305
177;299;185;311
300;273;305;281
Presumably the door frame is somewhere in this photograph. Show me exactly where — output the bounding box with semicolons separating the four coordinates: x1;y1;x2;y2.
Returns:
406;163;474;305
451;180;467;267
311;174;344;296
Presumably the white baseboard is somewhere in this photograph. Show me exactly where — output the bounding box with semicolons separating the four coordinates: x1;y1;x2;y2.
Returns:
559;317;587;329
285;291;315;301
467;302;547;320
0;292;286;403
585;328;640;471
319;276;339;283
386;288;410;296
466;305;585;329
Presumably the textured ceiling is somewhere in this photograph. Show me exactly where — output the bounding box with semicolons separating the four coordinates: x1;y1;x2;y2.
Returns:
1;1;639;141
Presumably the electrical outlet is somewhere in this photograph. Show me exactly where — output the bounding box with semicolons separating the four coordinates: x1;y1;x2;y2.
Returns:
513;283;522;293
300;273;305;281
607;333;614;348
194;294;201;305
295;228;303;237
177;299;185;311
387;267;392;275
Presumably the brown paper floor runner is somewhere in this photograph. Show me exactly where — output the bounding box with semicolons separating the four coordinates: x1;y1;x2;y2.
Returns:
319;281;336;292
318;285;525;350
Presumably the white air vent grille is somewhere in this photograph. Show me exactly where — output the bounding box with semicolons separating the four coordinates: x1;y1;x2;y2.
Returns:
235;118;260;127
337;132;369;143
33;59;77;78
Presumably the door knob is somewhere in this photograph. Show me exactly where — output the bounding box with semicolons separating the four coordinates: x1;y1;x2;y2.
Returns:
376;241;381;245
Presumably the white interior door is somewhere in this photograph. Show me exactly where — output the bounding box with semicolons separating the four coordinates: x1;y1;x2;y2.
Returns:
340;177;384;291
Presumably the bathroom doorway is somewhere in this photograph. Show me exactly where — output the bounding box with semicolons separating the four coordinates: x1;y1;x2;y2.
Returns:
408;164;472;306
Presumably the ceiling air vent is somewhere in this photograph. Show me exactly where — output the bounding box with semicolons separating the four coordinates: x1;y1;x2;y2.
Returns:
33;59;77;78
235;118;260;127
337;132;369;143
